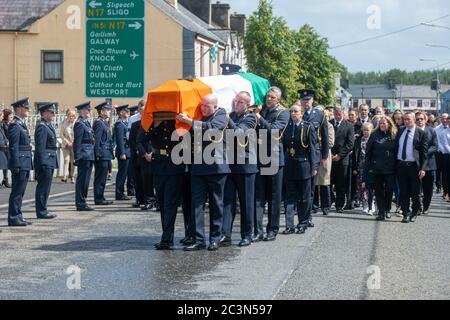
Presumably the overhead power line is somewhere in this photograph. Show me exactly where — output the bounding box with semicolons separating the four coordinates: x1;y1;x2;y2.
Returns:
331;13;450;49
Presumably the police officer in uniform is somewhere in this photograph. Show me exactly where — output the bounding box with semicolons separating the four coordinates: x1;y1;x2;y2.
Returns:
300;89;329;225
34;103;58;220
253;87;290;242
126;105;139;197
282;103;319;234
221;91;258;247
177;94;231;251
114;105;131;201
145;119;186;250
8;98;33;226
0;112;8;181
93;102;114;206
74;102;95;211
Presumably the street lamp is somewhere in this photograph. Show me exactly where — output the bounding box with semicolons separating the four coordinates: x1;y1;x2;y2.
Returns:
419;58;441;113
426;44;450;50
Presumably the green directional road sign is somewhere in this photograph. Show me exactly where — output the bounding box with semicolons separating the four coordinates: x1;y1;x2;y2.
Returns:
86;0;145;98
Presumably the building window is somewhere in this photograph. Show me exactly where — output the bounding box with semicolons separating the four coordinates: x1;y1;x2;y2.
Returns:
417;100;423;108
382;100;389;108
366;100;372;108
353;101;359;109
41;50;64;83
404;100;409;108
431;100;436;109
200;44;205;77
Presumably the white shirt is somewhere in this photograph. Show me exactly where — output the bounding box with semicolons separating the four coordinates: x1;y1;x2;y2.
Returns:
359;117;369;124
435;124;447;153
397;126;416;162
439;128;450;154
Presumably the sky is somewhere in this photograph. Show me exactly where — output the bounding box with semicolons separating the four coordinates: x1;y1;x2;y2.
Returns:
225;0;450;73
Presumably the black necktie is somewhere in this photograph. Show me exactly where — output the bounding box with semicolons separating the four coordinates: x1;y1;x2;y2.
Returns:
402;129;410;161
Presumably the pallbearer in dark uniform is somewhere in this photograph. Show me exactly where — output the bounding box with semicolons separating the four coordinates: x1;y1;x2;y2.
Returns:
126;105;139;197
177;94;231;251
253;87;290;242
282;103;319;234
34;103;58;220
221;91;258;247
7;98;33;226
93;102;114;206
130;115;145;208
300;89;329;226
114;105;131;201
74;102;95;211
145;119;186;250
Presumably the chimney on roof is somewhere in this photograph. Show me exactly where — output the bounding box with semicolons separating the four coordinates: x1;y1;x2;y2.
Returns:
230;12;246;34
164;0;178;9
178;0;211;24
211;1;230;29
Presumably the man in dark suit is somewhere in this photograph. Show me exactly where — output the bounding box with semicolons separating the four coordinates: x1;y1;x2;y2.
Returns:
282;103;319;235
177;94;231;251
221;91;258;247
93;102;114;206
8;98;33;226
416;111;437;215
74;102;95;211
34;103;58;220
114;105;131;201
396;112;428;223
254;87;290;242
330;106;355;213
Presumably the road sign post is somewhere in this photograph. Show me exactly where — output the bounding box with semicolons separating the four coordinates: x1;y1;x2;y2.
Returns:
86;0;145;98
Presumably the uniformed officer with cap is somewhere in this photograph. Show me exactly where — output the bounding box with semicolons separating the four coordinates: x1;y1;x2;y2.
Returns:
282;103;319;235
253;87;290;242
74;102;95;211
93;102;114;206
299;89;329;224
221;91;258;247
7;97;33;226
34;103;58;220
114;105;131;201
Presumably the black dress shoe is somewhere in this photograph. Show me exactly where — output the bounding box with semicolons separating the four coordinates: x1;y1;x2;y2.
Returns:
95;200;113;206
219;236;232;247
344;204;354;211
116;196;131;201
141;203;153;211
296;227;306;234
77;206;94;211
154;242;174;251
37;213;57;219
281;228;295;235
180;237;196;246
238;239;251;247
308;222;315;228
409;214;417;223
401;216;410;223
336;208;344;214
322;208;329;216
385;212;392;219
208;242;219;251
251;233;264;243
132;202;142;208
183;243;206;251
376;215;385;221
263;232;276;242
8;218;28;227
2;179;11;188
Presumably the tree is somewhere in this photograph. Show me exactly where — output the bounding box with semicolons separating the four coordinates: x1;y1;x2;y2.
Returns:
244;0;299;104
294;25;345;105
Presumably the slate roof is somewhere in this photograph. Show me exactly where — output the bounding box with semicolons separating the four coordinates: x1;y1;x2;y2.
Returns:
348;84;450;99
0;0;64;31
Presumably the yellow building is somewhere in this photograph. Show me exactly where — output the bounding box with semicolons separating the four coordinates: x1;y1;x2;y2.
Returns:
0;0;245;113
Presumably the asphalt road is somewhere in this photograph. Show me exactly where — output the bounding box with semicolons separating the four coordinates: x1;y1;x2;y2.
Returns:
0;182;449;300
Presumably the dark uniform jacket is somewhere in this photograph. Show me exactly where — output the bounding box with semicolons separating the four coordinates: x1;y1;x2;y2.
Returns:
8;116;33;171
114;119;131;159
34;120;59;169
93;117;113;161
147;120;186;176
331;119;355;166
283;120;319;180
191;108;231;176
303;108;329;161
256;105;290;168
227;111;258;174
73;117;95;162
364;130;397;179
136;124;153;175
395;127;428;171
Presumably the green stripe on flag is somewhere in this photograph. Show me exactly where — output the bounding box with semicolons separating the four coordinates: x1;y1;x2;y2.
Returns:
239;72;270;106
